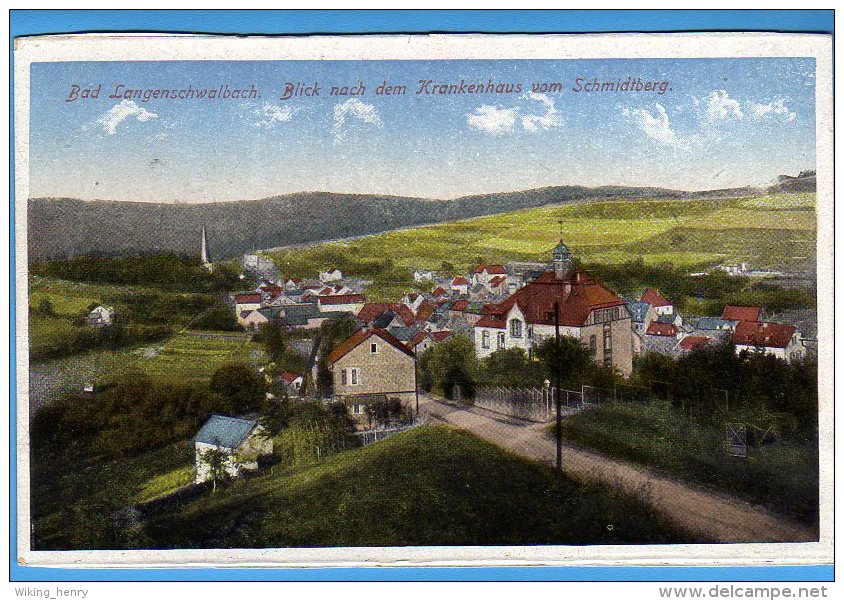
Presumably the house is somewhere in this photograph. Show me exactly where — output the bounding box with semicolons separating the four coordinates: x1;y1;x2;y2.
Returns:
450;276;470;295
676;336;715;352
406;329;454;355
487;275;508;295
431;286;448;299
317;294;367;314
722;305;763;322
401;292;425;313
646;322;680;338
448;299;471;319
278;371;304;394
233;293;262;324
283;277;303;291
692;316;739;332
415;300;437;322
356;303;394;326
473;241;634;376
241;306;281;330
641;288;674;315
85;305;116;326
193;415;272;484
413;270;434;283
625;300;653;334
472;264;507;287
504;261;546;291
732;321;805;362
319;268;343;283
327;328;417;423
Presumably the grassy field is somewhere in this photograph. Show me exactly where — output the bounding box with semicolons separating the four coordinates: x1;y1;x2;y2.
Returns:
109;331;265;386
31;440;194;550
143;425;688;548
267;193;816;301
557;401;818;528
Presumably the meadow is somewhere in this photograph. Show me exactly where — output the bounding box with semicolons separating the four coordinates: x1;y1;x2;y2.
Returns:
267;193;816;302
143;425;689;548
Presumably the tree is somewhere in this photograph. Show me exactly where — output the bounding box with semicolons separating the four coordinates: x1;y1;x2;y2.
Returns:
479;348;544;388
534;335;593;390
209;363;266;414
199;445;230;492
315;317;359;397
418;335;479;400
36;297;56;317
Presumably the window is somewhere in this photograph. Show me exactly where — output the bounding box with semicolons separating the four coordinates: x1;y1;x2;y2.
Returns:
510;319;523;338
589;335;597;356
350;368;360;385
497;332;506;350
341;369;347;386
482;331;490;349
370;342;378;354
351;404;365;415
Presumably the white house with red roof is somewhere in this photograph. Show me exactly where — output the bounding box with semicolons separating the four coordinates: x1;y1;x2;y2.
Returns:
473;241;634;376
317;293;367;314
233;292;263;325
472;264;507;287
732;321;804;362
640;288;674;316
278;371;304;394
451;276;470;295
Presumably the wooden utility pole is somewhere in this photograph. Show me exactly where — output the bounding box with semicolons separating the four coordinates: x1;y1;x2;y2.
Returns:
554;301;562;475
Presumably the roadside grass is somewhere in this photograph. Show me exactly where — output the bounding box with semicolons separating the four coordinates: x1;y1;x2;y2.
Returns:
143;424;690;548
557;401;818;527
31;441;194;550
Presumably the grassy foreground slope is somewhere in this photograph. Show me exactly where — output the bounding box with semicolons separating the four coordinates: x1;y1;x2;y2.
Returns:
145;425;688;548
267;193;815;301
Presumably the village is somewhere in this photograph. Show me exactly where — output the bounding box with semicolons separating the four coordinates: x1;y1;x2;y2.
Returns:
191;228;811;486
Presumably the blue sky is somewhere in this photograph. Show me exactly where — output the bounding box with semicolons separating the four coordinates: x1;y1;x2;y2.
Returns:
28;58;816;202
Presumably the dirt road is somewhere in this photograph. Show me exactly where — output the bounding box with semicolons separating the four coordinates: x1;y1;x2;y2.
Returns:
419;393;816;543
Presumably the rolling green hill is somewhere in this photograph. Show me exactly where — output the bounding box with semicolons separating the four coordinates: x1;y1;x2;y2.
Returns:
143;425;688;548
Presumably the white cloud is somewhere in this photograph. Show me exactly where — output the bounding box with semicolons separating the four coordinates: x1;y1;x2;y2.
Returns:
467;93;563;136
333;98;382;141
748;97;797;122
95;100;157;135
705;90;743;121
467;105;519;135
254;103;297;128
520;92;564;132
622;104;680;146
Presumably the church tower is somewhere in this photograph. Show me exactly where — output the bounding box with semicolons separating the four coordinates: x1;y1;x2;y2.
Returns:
201;225;213;273
551;239;572;279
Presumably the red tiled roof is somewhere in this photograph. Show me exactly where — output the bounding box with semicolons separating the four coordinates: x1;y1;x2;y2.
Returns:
489;275;506;286
318;287;334;296
327;328;414;364
431;330;454;342
722;305;763;322
406;331;429;350
732;321;796;349
279;371;300;383
318;294;366;305
357;303;392;322
646;322;678;337
392;303;417;326
450;300;470;311
476;315;506;329
641;288;673;308
474;264;507;275
235;293;262;303
679;336;714;350
416;301;436;321
452;276;470;286
432;286;447;297
482;270;625;328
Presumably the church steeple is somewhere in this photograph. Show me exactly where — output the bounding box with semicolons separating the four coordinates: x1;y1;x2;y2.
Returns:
201;225;213;273
551;239;571;279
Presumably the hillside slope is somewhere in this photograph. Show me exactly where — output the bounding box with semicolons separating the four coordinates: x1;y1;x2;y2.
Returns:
143;425;688;548
28;185;697;261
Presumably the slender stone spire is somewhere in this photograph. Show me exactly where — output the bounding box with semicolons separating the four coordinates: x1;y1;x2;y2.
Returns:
201;225;213;272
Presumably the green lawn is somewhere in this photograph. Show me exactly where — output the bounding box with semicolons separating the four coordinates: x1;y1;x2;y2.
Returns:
267;193;816;300
557;401;818;528
143;425;689;548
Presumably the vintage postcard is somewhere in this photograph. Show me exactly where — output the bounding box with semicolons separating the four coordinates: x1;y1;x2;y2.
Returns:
13;32;833;569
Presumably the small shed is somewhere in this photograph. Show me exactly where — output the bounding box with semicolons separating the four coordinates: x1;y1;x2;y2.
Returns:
193;415;273;484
